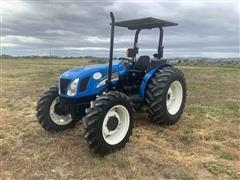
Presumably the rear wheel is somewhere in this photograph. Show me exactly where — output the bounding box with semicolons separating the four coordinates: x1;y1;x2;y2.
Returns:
82;91;134;154
36;86;79;131
145;67;186;125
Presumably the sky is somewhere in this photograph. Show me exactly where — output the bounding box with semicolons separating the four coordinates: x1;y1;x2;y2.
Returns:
1;0;240;58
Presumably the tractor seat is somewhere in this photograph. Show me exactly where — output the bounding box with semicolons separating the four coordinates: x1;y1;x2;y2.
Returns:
134;56;150;71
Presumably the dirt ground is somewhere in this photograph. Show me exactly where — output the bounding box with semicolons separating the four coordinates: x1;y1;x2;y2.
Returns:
1;58;240;179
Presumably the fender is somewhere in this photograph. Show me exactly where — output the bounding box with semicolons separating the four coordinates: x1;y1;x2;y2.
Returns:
140;63;172;97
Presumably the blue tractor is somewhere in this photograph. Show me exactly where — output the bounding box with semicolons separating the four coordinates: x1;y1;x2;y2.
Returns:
36;12;186;154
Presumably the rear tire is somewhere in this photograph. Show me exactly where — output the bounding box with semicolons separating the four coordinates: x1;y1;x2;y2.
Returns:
145;67;186;125
82;91;134;154
36;86;79;131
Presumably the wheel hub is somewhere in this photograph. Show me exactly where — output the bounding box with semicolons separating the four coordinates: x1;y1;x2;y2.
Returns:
166;81;183;115
50;97;72;125
107;116;119;131
102;105;130;145
167;94;171;100
54;102;68;116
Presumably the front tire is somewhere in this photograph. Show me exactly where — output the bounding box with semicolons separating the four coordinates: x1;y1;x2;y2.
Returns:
145;67;187;125
36;86;78;131
82;91;134;154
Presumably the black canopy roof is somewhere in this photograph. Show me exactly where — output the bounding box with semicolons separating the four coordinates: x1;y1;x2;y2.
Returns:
113;17;178;30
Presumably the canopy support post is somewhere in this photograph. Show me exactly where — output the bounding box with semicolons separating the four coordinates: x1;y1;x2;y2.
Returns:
157;27;164;59
107;12;115;88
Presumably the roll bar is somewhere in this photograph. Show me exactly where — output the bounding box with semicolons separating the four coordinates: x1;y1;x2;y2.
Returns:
108;12;171;87
133;27;164;60
107;12;115;88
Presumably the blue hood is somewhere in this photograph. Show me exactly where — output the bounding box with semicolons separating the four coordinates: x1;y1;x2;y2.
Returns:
60;61;122;80
59;60;127;98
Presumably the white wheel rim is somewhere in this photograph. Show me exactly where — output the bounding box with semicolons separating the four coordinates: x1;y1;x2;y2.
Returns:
102;105;130;145
50;97;72;125
166;81;183;115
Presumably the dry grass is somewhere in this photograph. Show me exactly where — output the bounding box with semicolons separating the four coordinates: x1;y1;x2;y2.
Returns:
1;58;240;179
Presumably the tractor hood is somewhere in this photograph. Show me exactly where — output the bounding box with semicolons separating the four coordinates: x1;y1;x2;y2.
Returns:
59;60;127;98
60;61;122;80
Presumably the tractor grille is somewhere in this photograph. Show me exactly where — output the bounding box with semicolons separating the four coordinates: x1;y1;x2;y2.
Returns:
79;76;90;92
60;78;71;94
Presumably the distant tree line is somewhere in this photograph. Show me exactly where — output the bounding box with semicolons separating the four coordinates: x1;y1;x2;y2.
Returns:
1;54;239;65
0;54;108;61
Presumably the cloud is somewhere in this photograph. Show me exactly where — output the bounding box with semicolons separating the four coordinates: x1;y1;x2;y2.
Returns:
2;0;239;58
1;35;44;47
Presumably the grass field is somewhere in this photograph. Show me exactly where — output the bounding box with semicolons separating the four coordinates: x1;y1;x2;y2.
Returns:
1;58;240;179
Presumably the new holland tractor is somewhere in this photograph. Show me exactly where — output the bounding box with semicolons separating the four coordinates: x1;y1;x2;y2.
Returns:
36;12;186;154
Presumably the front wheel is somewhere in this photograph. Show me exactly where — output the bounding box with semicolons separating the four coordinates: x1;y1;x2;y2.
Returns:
145;67;187;125
36;86;78;131
82;91;134;154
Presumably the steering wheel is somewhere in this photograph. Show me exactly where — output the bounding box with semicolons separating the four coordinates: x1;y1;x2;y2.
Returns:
118;57;133;62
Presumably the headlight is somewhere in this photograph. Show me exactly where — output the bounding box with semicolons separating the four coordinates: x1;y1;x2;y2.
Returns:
67;78;79;96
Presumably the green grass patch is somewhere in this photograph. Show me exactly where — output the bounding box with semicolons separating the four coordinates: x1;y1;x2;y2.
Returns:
185;105;209;120
106;153;130;169
186;102;240;124
211;101;240;124
176;170;195;180
115;157;129;168
0;146;8;156
179;128;194;145
212;144;238;160
156;127;165;134
219;150;238;160
203;161;240;179
213;144;222;151
1;103;16;110
162;166;195;180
